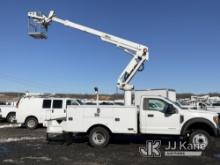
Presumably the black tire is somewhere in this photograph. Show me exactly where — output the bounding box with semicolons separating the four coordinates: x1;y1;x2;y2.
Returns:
46;133;52;141
46;133;55;144
25;117;38;129
189;129;212;151
6;112;16;123
89;127;110;148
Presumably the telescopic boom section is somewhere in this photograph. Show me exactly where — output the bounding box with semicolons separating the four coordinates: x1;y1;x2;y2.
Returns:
27;11;149;102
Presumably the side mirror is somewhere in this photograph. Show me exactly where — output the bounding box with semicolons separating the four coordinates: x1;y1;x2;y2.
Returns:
166;104;176;115
94;87;98;93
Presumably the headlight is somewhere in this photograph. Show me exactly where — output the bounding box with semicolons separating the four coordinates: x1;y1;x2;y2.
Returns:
213;116;219;125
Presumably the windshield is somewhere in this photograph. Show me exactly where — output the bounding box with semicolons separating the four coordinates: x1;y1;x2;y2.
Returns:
77;99;84;105
173;101;183;109
169;100;188;109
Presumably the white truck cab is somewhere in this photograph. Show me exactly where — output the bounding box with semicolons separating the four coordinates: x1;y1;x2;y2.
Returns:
16;95;82;129
0;105;17;123
47;95;220;148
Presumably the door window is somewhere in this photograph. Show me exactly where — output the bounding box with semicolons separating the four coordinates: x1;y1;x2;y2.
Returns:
213;102;220;106
42;100;51;108
52;100;63;109
143;98;168;112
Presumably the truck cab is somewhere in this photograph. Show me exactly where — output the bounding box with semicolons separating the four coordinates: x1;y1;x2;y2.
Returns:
139;96;219;135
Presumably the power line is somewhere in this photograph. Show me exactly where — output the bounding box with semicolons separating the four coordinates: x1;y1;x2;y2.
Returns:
0;72;52;91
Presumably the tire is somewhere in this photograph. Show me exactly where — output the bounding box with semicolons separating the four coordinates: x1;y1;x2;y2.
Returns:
189;129;212;151
46;133;52;141
89;127;110;148
6;113;16;123
46;133;55;144
25;117;38;129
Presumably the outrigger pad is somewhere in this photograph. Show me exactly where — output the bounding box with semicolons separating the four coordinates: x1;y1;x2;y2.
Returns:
28;32;47;39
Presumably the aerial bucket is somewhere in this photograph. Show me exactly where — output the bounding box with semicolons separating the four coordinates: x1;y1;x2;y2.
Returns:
28;12;47;39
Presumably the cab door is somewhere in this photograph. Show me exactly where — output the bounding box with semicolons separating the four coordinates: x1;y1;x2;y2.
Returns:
50;100;65;119
140;97;180;135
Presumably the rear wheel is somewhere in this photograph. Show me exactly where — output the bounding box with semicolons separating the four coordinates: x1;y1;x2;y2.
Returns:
89;127;110;148
25;117;38;129
6;113;16;123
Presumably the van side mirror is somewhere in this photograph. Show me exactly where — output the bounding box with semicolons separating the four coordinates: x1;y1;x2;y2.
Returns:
166;104;176;115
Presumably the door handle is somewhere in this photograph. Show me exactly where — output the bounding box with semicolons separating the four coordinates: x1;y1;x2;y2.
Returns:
148;114;154;117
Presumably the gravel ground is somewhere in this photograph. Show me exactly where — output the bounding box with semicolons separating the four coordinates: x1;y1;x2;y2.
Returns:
0;122;220;165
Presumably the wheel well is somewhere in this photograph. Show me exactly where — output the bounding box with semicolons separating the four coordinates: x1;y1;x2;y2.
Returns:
25;116;38;123
184;122;215;136
87;124;112;135
6;112;16;118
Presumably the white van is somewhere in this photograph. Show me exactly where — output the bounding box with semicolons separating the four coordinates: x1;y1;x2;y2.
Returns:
16;95;82;129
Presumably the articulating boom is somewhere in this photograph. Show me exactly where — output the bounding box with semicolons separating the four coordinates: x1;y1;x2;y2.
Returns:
28;11;149;105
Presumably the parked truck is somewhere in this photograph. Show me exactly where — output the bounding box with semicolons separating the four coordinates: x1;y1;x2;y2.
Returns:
27;11;220;148
16;94;83;129
0;105;17;123
47;93;220;148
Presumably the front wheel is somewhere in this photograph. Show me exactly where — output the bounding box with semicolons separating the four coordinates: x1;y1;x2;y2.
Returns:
189;130;212;150
89;127;110;148
6;113;16;123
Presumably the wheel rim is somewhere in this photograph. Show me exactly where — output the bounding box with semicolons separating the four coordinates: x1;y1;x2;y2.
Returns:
92;131;106;145
27;120;36;128
8;115;15;123
192;133;208;149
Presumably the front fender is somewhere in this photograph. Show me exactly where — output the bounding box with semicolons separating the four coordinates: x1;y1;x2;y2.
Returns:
181;117;217;136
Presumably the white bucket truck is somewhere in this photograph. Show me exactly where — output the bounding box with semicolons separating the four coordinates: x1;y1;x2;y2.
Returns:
47;90;220;148
27;11;220;148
